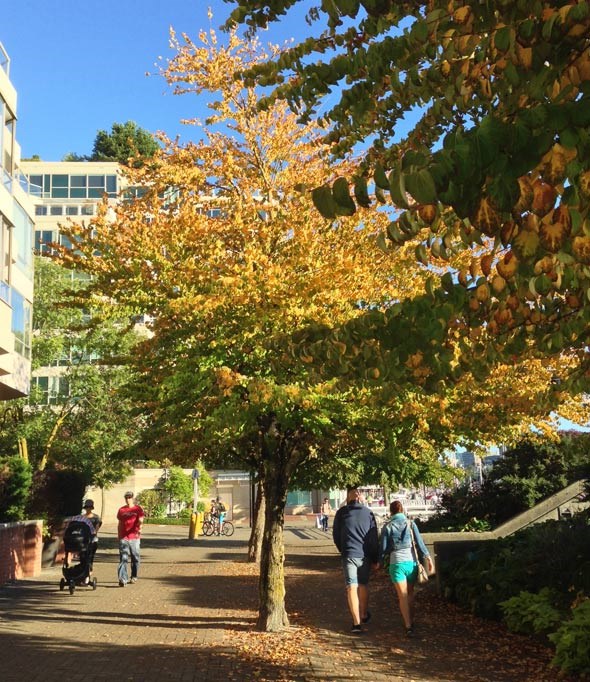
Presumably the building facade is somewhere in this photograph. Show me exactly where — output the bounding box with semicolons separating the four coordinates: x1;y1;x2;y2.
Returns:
0;43;36;401
19;159;122;404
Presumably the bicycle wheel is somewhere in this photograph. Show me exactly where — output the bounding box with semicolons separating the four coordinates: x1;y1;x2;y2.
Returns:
222;521;234;537
202;521;214;536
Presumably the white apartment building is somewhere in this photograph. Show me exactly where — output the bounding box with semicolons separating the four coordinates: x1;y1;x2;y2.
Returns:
19;159;122;404
0;43;36;401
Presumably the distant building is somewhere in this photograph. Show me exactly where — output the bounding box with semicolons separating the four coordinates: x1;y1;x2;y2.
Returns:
19;159;123;404
482;454;502;471
0;43;36;400
455;450;477;468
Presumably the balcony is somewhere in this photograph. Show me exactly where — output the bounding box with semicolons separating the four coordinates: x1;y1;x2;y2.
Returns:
0;42;9;77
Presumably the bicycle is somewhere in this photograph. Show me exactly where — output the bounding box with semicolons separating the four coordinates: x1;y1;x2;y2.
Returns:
202;516;234;537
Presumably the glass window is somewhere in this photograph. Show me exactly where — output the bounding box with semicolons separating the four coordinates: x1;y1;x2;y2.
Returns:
35;205;48;216
70;188;86;198
51;187;68;198
66;206;79;216
60;234;72;250
52;174;68;187
286;490;312;506
11;288;32;359
88;175;104;187
0;215;9;285
81;205;94;215
34;230;55;255
106;175;117;194
43;175;50;194
12;201;33;278
32;376;49;405
50;205;63;215
88;188;103;198
70;175;87;187
29;175;43;197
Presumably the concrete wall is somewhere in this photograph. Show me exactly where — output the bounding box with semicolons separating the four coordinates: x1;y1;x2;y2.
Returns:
0;520;43;585
85;469;253;525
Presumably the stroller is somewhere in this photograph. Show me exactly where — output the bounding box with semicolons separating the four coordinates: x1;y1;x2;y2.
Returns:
59;520;98;594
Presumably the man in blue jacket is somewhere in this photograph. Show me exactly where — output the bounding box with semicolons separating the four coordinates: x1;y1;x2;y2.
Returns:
332;487;379;634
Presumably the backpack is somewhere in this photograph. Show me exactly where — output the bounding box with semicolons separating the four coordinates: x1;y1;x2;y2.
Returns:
217;502;226;512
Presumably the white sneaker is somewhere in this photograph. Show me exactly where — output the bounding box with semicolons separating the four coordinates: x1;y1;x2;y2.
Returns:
130;577;137;584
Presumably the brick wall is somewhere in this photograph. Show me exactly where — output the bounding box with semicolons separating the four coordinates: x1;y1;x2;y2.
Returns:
0;520;43;585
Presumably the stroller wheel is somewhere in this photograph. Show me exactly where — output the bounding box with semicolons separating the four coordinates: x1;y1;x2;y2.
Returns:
91;578;97;590
59;578;65;591
68;580;75;595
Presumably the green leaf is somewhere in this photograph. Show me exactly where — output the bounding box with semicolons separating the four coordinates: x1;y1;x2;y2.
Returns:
374;164;390;190
387;221;405;243
405;169;437;204
388;166;410;209
312;184;337;219
374;187;387;204
441;272;455;292
354;175;372;208
494;26;512;52
488;174;520;212
332;177;356;216
541;12;560;41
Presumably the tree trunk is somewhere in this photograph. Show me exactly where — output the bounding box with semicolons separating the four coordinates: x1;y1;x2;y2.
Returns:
247;476;265;563
257;459;290;631
17;437;29;463
39;402;75;471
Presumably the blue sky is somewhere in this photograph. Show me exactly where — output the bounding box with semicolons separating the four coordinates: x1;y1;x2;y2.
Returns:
2;1;312;161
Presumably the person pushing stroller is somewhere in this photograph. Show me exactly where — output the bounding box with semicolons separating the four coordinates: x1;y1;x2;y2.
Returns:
60;501;100;594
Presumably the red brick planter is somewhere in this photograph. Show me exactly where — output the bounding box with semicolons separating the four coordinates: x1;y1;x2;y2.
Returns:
0;520;43;585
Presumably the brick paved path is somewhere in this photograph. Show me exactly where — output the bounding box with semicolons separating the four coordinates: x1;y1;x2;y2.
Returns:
0;522;565;682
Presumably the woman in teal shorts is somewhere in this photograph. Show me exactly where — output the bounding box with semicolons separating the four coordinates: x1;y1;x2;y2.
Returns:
379;500;434;637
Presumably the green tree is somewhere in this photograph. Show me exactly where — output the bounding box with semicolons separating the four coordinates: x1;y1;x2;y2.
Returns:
3;259;144;491
91;121;159;166
136;488;167;517
425;432;590;530
224;0;590;398
0;456;32;522
162;466;193;507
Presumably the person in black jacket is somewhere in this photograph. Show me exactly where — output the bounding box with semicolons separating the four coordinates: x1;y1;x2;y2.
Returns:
332;487;379;634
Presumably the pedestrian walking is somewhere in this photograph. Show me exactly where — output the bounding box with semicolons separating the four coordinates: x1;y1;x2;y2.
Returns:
117;491;144;586
320;497;332;531
379;499;434;637
332;487;379;634
81;499;102;572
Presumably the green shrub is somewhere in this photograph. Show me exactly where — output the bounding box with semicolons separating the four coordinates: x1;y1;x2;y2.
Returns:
151;504;166;519
136;489;167;517
500;588;565;635
442;515;590;619
178;507;192;519
144;517;189;526
550;599;590;676
0;456;32;521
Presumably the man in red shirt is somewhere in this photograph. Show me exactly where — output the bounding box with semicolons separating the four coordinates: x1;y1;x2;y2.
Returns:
117;491;144;587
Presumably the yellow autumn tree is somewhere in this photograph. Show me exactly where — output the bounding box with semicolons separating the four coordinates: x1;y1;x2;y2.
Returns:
55;27;429;631
54;25;588;633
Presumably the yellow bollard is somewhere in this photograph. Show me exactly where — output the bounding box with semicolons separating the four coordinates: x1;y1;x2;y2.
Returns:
189;512;198;540
188;511;205;539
